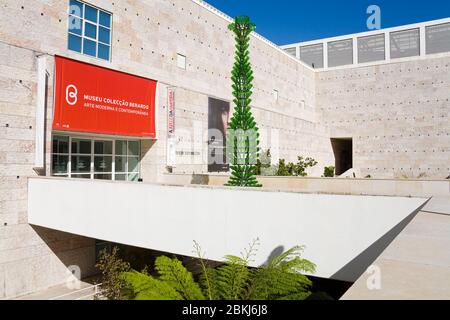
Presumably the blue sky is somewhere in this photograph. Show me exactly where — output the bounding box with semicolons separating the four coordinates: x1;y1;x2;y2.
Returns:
204;0;450;45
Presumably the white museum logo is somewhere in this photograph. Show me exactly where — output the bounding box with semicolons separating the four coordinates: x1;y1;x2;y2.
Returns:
66;84;78;106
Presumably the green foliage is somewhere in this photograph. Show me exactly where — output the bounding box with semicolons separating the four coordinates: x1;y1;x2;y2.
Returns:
323;166;335;177
118;240;316;301
226;16;261;188
247;246;315;300
122;256;204;300
210;239;258;300
95;247;130;300
255;149;272;175
256;149;318;177
121;271;182;300
276;156;318;177
154;256;205;300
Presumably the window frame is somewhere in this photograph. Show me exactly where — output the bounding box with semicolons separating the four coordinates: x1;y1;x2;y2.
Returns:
67;0;113;61
389;28;421;60
51;135;141;182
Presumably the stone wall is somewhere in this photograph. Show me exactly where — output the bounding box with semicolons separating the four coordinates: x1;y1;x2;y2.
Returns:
0;0;331;297
0;41;97;298
1;0;448;298
316;56;450;179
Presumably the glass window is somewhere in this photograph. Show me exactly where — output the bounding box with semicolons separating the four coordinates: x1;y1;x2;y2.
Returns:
115;156;126;173
94;156;112;172
426;23;450;55
128;173;139;182
68;16;82;35
98;27;110;44
128;157;139;173
53;136;69;154
390;29;420;59
328;39;353;67
68;34;82;52
85;5;98;23
99;11;111;27
95;140;112;155
128;141;140;156
69;0;83;17
98;43;110;61
84;21;97;39
283;47;297;57
52;136;140;182
52;155;69;175
72;174;91;179
83;38;97;57
67;0;112;61
300;44;324;69
71;155;91;173
95;174;112;180
115;140;127;155
72;139;91;154
177;53;186;69
115;140;141;181
358;34;385;63
115;174;127;181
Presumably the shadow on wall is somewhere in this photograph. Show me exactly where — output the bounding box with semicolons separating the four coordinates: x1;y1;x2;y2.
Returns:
262;245;284;266
190;174;210;185
331;199;429;282
31;225;98;280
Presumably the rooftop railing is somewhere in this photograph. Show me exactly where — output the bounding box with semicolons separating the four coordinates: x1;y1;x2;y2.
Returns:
282;18;450;70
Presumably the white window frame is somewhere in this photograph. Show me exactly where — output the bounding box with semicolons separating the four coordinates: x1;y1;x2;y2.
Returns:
273;89;279;102
177;53;187;69
68;0;113;61
51;135;141;181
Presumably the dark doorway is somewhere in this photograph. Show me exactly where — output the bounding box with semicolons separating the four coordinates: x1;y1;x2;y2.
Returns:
331;138;353;176
208;97;230;173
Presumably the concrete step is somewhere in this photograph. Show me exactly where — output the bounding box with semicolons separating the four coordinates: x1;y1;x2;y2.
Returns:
12;280;101;300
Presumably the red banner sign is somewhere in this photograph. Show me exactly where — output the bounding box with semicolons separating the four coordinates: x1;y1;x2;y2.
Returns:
53;56;157;138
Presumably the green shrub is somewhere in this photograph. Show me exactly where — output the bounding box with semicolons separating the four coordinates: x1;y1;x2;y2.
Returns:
119;240;315;301
255;149;272;175
96;247;130;300
276;156;318;177
323;166;335;177
255;149;318;177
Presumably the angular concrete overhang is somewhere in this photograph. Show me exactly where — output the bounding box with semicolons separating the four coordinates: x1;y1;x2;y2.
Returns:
27;177;428;282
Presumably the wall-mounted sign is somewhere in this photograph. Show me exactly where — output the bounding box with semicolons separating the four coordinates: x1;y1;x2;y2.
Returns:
166;87;176;166
167;87;176;137
53;56;157;138
167;137;177;167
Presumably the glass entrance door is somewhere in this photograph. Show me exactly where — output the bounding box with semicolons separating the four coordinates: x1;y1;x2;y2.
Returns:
51;135;141;181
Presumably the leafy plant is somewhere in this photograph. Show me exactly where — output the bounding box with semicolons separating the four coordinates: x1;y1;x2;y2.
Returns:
120;240;315;301
255;149;273;176
323;166;335;177
226;16;261;187
275;156;318;177
255;150;318;177
96;247;130;300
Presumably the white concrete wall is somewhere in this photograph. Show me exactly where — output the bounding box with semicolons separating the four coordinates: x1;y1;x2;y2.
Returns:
160;173;450;197
28;177;427;282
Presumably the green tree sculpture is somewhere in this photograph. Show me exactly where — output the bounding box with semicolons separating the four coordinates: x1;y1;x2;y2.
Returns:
226;16;261;187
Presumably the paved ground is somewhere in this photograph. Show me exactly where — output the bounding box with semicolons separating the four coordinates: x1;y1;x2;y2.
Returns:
341;196;450;300
12;277;101;300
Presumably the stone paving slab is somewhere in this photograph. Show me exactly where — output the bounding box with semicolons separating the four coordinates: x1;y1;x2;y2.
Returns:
341;197;450;300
